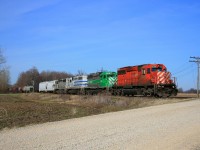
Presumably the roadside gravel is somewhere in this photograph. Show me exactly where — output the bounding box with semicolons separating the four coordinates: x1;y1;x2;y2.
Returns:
0;99;200;150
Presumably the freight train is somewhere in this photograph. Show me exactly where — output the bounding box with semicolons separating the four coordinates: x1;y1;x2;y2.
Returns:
8;86;34;93
39;64;178;97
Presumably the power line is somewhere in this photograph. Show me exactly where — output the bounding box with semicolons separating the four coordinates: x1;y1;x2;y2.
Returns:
175;66;195;78
172;64;194;76
175;66;195;89
189;56;200;98
171;62;195;76
171;62;188;73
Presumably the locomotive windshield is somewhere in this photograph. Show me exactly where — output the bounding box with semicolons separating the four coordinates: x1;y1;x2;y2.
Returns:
107;73;116;77
152;67;162;72
118;70;126;75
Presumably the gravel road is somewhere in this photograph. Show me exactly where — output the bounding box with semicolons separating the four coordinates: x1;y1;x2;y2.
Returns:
0;99;200;150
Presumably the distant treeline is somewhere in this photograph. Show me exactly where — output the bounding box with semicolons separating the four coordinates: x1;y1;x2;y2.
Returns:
15;67;73;91
178;88;197;93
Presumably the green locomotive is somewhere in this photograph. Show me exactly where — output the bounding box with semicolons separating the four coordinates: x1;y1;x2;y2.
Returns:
85;71;117;94
88;71;117;87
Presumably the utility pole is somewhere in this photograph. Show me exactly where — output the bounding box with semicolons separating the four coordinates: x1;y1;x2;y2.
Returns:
32;80;35;93
189;56;200;98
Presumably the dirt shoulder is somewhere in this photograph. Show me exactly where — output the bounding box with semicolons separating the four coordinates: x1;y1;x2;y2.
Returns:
0;99;199;150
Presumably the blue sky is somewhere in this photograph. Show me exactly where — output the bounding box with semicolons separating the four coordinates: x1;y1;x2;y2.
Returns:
0;0;200;90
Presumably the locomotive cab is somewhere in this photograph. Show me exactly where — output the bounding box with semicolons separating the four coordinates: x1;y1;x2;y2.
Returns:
149;64;177;97
150;64;173;85
100;72;117;87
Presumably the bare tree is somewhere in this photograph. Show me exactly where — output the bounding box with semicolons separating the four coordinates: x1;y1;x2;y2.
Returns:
185;88;197;93
40;71;72;81
0;69;10;91
16;67;72;91
16;67;40;91
0;49;6;71
0;49;10;92
76;70;86;76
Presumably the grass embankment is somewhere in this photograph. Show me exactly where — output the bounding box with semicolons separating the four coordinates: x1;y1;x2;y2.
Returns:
0;93;195;130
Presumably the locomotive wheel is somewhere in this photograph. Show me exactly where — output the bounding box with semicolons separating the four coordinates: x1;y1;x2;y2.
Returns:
155;90;165;98
143;93;147;97
154;93;163;98
167;94;171;97
121;91;125;96
117;90;121;96
111;90;116;96
163;93;171;98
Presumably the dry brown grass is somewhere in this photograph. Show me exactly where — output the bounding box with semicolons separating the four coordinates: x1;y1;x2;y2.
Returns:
0;93;194;130
177;93;197;98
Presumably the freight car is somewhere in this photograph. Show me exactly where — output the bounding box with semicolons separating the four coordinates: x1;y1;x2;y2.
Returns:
39;80;58;92
8;87;23;93
111;64;177;97
23;86;34;93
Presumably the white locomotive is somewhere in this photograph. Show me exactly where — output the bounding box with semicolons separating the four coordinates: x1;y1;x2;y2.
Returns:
39;75;88;93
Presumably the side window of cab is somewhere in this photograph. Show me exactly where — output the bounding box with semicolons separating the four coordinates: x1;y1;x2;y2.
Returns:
147;68;150;74
142;69;146;75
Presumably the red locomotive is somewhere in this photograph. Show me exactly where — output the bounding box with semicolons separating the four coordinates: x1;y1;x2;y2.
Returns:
112;64;177;97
